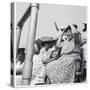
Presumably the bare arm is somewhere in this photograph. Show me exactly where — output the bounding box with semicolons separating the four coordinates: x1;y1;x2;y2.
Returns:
56;33;63;48
43;52;60;65
16;61;24;75
54;22;59;31
43;57;57;65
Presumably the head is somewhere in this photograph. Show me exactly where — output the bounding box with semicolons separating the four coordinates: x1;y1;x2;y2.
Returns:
17;53;25;63
17;48;25;63
62;25;73;41
73;24;78;29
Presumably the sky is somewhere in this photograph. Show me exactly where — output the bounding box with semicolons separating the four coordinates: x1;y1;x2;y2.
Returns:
16;2;87;48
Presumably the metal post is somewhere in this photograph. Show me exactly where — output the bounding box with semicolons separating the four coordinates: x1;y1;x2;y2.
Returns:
22;3;39;85
16;26;22;54
16;4;31;55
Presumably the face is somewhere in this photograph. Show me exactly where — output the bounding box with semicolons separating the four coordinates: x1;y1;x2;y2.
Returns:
62;30;72;41
62;34;68;40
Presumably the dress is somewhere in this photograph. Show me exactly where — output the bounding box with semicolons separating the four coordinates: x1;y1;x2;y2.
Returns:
30;54;45;85
45;32;81;84
30;47;50;85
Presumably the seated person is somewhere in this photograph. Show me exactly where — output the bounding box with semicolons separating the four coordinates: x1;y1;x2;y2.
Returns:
45;25;81;84
30;43;46;85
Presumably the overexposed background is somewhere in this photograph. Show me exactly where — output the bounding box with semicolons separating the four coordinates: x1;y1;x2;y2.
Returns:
16;3;87;48
0;0;89;90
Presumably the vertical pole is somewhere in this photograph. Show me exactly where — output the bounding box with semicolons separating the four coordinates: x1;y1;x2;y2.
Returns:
22;3;39;85
16;26;22;55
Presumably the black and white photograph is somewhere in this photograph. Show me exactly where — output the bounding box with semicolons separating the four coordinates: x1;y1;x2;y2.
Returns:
11;2;87;87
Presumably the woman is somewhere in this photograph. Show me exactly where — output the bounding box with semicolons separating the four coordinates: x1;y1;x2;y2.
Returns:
30;42;46;85
45;25;81;84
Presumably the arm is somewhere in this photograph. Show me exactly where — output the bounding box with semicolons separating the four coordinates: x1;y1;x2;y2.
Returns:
16;61;24;75
54;22;59;31
43;53;60;65
56;31;63;48
73;30;81;45
43;57;57;65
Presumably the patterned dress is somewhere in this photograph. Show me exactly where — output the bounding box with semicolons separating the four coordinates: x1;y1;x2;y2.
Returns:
30;47;50;85
30;54;45;85
45;32;81;84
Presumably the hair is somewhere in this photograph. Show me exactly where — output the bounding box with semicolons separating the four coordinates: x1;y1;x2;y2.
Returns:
83;23;87;32
17;48;25;64
73;24;78;29
64;25;71;33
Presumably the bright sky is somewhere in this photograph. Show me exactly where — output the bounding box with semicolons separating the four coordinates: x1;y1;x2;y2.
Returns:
16;2;87;48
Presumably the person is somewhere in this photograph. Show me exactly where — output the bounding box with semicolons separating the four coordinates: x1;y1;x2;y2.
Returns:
15;42;45;85
30;43;46;85
79;23;87;81
39;45;49;63
45;25;81;84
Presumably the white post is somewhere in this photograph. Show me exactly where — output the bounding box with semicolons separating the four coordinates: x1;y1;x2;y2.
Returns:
22;3;39;85
16;26;22;55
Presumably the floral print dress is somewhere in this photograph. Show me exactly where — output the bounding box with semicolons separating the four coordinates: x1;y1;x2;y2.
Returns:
45;32;81;84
